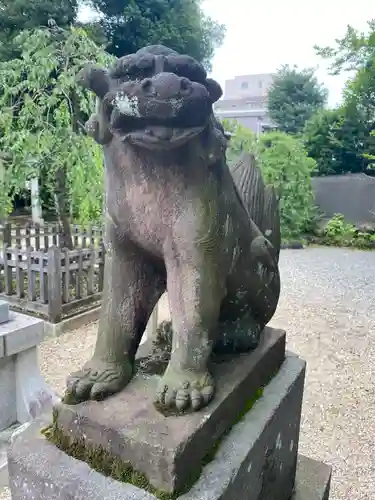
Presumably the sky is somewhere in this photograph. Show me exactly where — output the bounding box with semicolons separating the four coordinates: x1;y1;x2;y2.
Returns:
79;0;374;107
203;0;374;106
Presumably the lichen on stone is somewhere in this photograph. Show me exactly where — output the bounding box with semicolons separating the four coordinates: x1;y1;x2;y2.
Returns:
113;92;140;116
42;386;265;499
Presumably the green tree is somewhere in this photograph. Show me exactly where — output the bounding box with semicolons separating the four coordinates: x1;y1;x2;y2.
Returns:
0;0;78;60
315;20;375;75
315;20;375;166
223;121;316;239
267;65;328;135
0;25;112;244
86;0;225;68
303;107;368;175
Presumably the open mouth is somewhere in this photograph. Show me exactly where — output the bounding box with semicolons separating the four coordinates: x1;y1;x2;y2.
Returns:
125;124;206;149
109;110;207;149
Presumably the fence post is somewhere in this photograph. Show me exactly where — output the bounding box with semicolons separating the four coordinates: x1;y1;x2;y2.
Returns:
35;224;41;251
3;222;11;248
4;248;13;295
25;223;31;248
98;242;105;292
47;245;62;323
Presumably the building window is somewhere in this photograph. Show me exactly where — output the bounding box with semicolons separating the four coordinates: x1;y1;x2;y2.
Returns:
241;81;249;89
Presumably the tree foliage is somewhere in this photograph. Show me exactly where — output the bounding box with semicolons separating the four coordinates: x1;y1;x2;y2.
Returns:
222;120;317;239
0;0;78;60
0;25;113;223
267;65;328;135
315;20;375;75
315;20;375;169
86;0;225;68
303;107;369;175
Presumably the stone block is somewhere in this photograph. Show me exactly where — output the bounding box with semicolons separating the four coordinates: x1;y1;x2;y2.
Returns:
293;455;332;500
179;352;305;500
0;312;44;356
0;423;20;488
0;301;9;325
8;352;310;500
54;326;286;494
0;445;7;488
15;347;59;424
0;311;58;436
0;358;17;431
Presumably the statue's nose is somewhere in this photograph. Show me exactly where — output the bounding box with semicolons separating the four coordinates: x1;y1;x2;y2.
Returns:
141;78;156;96
179;77;192;95
140;74;193;98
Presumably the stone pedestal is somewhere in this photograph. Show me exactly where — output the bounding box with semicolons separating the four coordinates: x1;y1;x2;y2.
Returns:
0;301;9;325
7;327;332;500
0;303;58;487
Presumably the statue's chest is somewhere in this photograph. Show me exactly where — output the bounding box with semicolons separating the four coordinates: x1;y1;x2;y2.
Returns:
103;146;212;251
105;166;179;251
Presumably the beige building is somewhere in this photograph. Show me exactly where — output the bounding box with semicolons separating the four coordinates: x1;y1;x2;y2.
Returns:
214;73;276;134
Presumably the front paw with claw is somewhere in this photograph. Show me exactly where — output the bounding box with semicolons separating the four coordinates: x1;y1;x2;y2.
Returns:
155;367;215;413
63;358;133;405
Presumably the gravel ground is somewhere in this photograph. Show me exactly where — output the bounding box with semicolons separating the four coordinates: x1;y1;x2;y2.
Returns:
1;247;374;500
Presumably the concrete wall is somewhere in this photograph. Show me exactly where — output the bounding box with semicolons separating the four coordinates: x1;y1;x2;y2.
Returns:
312;173;375;226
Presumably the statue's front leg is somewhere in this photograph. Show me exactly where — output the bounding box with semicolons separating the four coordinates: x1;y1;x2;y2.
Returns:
155;241;226;413
64;220;165;404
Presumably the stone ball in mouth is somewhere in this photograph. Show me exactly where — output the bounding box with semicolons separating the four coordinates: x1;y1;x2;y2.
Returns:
104;72;213;149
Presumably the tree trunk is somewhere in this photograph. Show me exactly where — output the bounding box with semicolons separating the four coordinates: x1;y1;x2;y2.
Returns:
54;166;73;250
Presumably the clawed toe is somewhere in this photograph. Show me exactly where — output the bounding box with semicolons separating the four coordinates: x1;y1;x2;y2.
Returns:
154;370;215;413
63;360;133;404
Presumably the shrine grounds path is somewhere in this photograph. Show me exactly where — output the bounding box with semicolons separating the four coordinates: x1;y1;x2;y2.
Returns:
1;247;374;500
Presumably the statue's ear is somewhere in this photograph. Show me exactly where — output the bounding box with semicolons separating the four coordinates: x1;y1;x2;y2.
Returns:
77;65;110;99
205;78;223;103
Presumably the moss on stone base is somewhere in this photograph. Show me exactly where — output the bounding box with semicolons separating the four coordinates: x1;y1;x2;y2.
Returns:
42;386;264;499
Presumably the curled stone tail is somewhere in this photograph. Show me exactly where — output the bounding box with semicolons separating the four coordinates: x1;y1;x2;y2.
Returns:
230;153;281;260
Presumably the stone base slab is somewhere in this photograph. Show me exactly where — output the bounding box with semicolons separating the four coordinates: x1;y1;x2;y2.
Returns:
0;311;44;357
293;455;332;500
0;310;58;432
54;326;286;494
0;301;9;325
0;423;20;488
8;352;316;500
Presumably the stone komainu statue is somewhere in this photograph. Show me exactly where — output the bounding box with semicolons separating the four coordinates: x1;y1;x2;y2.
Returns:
64;45;281;413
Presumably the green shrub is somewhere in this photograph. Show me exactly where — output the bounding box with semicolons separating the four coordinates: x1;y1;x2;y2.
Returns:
221;119;257;164
221;120;317;241
315;214;375;249
256;131;317;240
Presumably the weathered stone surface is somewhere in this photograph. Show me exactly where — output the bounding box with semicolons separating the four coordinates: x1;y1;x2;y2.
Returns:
15;347;59;424
0;423;21;488
0;301;9;325
8;419;155;500
55;327;285;494
64;44;282;415
293;455;332;500
179;352;305;500
0;311;58;434
8;352;311;500
0;445;7;488
0;358;17;431
0;312;44;356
